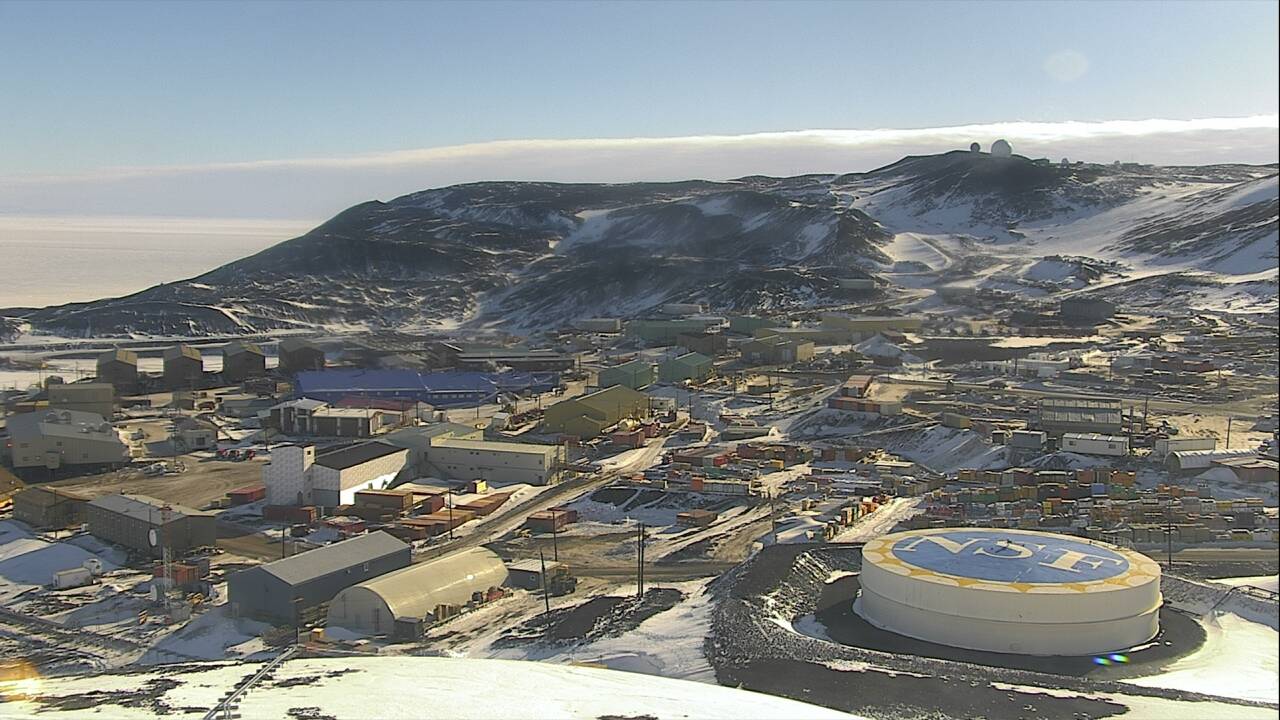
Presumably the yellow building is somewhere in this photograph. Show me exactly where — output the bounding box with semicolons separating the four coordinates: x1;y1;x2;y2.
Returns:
541;385;649;439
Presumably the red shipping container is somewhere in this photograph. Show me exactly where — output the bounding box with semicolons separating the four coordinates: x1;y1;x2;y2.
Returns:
228;485;266;505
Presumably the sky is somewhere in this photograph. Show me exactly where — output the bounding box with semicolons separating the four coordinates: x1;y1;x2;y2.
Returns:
0;0;1277;224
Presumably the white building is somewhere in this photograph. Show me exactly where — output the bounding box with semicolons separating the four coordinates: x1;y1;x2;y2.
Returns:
1061;432;1130;457
1152;436;1216;461
263;442;409;507
426;437;566;486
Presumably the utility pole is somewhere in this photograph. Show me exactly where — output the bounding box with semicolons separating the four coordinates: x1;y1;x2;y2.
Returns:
1225;417;1233;449
769;492;778;545
446;488;454;541
1164;505;1174;571
636;522;646;598
539;549;551;616
551;508;560;562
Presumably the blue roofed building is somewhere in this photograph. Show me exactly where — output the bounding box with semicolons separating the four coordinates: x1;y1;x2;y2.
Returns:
293;370;560;408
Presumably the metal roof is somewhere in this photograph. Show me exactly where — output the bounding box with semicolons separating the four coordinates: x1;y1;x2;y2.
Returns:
163;344;203;361
257;531;409;586
431;437;558;456
87;493;210;522
315;442;407;470
98;348;138;365
333;547;507;621
6;409;119;442
278;337;321;353
223;341;265;357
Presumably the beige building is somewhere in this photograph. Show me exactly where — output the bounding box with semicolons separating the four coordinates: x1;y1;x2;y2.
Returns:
163;345;205;389
820;313;924;339
327;547;508;635
541;385;649;439
222;341;267;382
48;383;115;418
427;437;566;485
6;409;129;470
96;349;139;392
13;486;90;529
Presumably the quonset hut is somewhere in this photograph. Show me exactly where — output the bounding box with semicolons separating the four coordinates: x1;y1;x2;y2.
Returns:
855;528;1161;656
326;547;508;636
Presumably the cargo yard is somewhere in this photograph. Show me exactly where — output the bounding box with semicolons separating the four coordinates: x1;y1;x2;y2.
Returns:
1;304;1276;719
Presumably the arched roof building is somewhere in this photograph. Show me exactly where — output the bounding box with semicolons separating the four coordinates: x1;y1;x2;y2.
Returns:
327;547;508;634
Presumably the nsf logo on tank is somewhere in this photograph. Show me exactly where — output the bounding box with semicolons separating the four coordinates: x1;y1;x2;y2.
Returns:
889;529;1130;583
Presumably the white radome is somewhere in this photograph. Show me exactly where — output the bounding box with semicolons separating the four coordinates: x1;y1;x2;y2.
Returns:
991;139;1013;157
855;528;1162;656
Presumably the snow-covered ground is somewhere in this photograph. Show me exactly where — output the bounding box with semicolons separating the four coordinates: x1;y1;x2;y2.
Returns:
1211;574;1280;593
1;655;857;719
1123;612;1279;704
0;521;123;603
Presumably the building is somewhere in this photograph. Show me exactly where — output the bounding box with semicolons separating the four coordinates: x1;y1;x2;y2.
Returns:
840;375;875;398
270;398;402;438
1152;436;1216;461
293;370;556;408
425;437;567;486
12;486;89;529
856;528;1161;655
573;318;622;333
264;441;410;508
96;349;139;392
676;332;729;357
1060;297;1116;324
85;494;216;558
657;352;713;384
1166;448;1262;475
727;315;776;336
1210;456;1280;485
505;557;566;590
820;313;924;340
1061;433;1130;457
596;360;656;391
628;318;722;345
163;345;205;389
382;423;485;477
278;338;326;375
222;341;267;382
1034;397;1124;436
326;547;508;635
6;409;129;470
228;531;411;624
173;417;218;451
451;347;575;372
541;385;649;439
836;278;877;292
48;383;114;418
740;335;815;364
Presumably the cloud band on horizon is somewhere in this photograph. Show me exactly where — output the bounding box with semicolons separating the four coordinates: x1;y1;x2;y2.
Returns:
0;115;1275;221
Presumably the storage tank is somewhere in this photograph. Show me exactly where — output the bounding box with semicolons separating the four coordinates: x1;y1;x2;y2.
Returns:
856;528;1161;656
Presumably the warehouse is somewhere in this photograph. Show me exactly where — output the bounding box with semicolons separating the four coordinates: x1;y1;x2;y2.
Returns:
383;423;485;477
856;528;1161;655
820;313;924;339
277;338;326;375
676;332;730;357
85;494;216;558
727;314;776;336
1151;436;1217;460
326;547;508;635
1165;448;1262;475
740;335;815;364
222;341;267;382
426;437;567;485
1061;433;1130;457
6;409;129;470
228;531;411;624
657;352;713;384
451;347;575;372
163;345;205;389
573;318;622;333
541;385;649;439
290;369;556;408
13;486;89;529
1034;397;1124;435
48;382;115;418
596;359;656;390
628;318;722;345
96;349;139;392
264;441;410;507
270;398;402;438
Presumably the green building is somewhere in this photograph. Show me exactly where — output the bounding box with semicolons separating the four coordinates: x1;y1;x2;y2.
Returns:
657;352;714;384
628;318;718;345
541;385;650;439
597;359;656;390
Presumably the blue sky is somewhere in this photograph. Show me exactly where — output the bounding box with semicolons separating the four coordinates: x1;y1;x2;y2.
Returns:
1;0;1276;175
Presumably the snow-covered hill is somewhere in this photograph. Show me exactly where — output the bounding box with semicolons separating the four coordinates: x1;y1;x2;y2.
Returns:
7;152;1276;336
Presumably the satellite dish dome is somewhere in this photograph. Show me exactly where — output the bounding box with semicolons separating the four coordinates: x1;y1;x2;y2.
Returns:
991;139;1013;157
969;142;981;153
